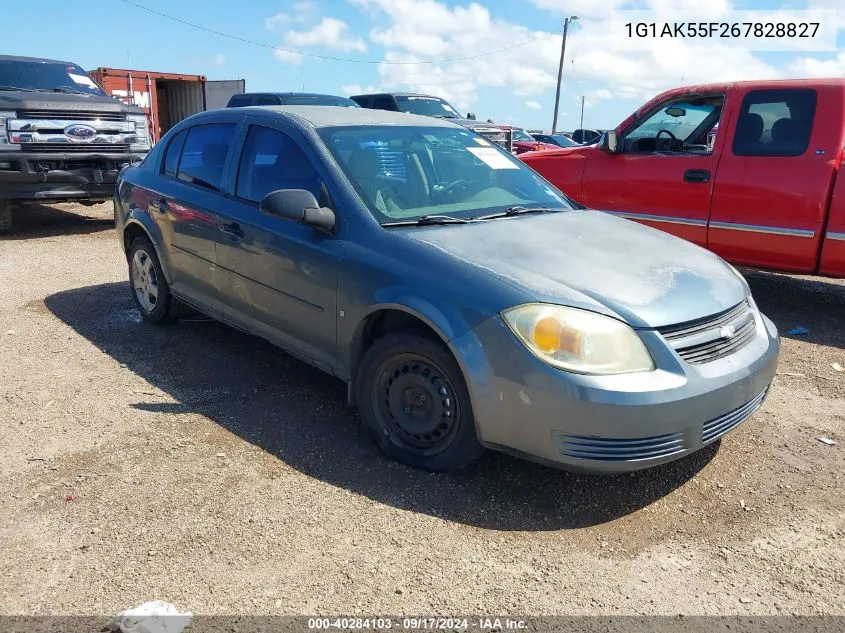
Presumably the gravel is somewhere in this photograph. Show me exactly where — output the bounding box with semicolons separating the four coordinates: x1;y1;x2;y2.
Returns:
0;202;843;616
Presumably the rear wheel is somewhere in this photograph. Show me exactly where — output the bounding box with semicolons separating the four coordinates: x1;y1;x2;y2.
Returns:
355;333;484;471
127;237;175;323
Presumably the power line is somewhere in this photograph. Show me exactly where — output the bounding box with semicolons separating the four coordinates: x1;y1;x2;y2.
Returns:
117;0;554;65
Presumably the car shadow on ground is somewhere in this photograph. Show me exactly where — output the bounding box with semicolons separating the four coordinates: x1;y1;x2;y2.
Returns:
45;282;717;532
742;268;844;349
1;203;113;240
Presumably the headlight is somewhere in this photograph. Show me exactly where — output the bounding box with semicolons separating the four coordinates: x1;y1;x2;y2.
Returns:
502;304;655;375
127;114;151;150
0;111;18;146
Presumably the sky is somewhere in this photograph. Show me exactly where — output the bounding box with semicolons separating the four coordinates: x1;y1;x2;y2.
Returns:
4;0;843;132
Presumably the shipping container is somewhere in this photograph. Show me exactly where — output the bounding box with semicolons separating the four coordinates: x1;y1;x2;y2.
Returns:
88;67;245;144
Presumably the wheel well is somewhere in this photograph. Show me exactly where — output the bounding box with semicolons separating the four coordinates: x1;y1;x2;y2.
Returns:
123;222;150;255
350;309;446;380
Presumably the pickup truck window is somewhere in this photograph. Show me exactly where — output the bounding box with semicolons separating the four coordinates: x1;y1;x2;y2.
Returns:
372;96;399;111
732;89;816;157
176;123;236;192
625;101;720;154
235;125;323;204
395;96;461;118
0;59;106;96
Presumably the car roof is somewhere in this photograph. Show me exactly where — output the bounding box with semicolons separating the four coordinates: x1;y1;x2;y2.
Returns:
0;54;74;65
236;92;354;99
351;92;439;99
220;105;459;128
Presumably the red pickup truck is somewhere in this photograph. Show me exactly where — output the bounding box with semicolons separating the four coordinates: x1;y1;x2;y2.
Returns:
521;79;845;277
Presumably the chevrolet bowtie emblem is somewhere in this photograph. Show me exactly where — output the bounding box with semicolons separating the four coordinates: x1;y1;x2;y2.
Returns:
720;324;736;339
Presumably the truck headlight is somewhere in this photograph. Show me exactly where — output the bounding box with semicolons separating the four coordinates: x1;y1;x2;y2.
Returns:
127;114;151;150
0;111;19;147
502;304;655;375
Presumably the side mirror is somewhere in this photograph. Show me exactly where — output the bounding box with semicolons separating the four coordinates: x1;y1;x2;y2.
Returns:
600;130;619;154
259;189;336;233
466;112;476;120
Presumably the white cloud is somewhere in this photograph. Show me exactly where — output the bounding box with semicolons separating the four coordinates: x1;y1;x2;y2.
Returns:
264;12;290;29
213;54;227;66
342;84;379;95
273;49;303;64
525;100;542;110
287;17;367;53
787;52;845;77
353;0;783;114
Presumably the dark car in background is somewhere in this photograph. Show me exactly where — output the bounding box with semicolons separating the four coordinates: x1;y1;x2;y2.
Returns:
114;105;778;474
227;92;360;108
350;92;511;148
570;128;605;144
0;55;150;232
531;133;580;148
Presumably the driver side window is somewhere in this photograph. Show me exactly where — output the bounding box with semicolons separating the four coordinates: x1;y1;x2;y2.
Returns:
623;97;724;155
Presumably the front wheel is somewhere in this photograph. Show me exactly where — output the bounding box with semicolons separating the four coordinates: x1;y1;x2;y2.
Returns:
355;333;484;471
127;237;175;323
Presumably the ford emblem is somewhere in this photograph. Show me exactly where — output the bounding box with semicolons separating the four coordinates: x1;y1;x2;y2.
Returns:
64;124;97;141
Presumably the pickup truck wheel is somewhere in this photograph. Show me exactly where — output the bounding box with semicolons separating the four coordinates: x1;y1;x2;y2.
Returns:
127;237;174;324
355;333;484;471
0;202;12;234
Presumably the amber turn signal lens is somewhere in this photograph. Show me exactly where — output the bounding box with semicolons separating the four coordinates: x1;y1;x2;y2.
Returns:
533;317;562;353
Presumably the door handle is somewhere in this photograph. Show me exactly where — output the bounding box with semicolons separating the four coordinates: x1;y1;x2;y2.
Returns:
218;221;244;239
684;169;711;183
149;198;169;212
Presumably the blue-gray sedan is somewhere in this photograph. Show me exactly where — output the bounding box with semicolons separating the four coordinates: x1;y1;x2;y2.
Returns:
115;106;779;472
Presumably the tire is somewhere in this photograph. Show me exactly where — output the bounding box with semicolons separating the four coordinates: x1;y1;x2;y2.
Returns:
0;202;12;235
355;332;484;471
127;237;175;323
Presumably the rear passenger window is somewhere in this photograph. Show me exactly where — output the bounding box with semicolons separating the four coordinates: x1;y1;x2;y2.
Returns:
372;97;398;111
162;129;187;177
176;123;236;192
732;89;816;157
228;95;251;108
235;125;323;204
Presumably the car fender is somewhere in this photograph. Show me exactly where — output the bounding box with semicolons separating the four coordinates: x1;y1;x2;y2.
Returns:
122;210;174;286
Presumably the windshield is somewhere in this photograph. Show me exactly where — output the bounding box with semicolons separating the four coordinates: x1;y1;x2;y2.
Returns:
511;129;534;142
627;102;716;142
395;96;461;118
319;125;571;224
281;94;360;107
550;134;578;147
0;60;105;95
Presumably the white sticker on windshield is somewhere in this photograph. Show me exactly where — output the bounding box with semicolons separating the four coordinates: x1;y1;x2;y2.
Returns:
68;73;97;88
467;147;519;169
473;138;491;146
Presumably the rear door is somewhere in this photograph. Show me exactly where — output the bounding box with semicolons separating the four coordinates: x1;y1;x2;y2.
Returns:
151;121;237;310
214;117;344;373
580;95;727;247
709;86;837;272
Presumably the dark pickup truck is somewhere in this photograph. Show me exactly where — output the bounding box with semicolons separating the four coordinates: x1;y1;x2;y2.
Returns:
0;55;151;232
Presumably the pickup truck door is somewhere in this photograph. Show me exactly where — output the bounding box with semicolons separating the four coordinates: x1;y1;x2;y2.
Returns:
708;86;839;272
213;117;344;375
580;97;726;248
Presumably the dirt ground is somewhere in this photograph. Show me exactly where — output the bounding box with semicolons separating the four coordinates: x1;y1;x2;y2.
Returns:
0;202;843;617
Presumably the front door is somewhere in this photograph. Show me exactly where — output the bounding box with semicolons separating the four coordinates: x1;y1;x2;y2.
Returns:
708;87;834;272
214;118;344;374
581;95;726;247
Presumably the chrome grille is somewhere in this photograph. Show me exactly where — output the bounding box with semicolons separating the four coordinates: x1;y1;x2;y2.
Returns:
21;143;130;153
659;300;757;364
702;388;768;443
556;431;685;461
473;127;508;148
17;110;126;121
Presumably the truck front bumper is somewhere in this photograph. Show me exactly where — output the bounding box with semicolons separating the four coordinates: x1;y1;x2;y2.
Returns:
0;150;146;202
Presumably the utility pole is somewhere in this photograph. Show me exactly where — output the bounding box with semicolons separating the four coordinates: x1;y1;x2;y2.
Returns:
552;15;578;134
579;95;585;130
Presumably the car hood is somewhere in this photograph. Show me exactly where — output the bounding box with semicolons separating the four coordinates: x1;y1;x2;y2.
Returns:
0;90;143;114
400;209;748;329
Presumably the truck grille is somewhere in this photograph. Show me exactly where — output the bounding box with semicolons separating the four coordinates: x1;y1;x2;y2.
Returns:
17;110;126;121
473;127;508;148
22;143;130;154
659;300;757;365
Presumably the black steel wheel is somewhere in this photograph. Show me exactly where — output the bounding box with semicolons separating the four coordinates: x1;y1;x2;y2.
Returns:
355;332;484;471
